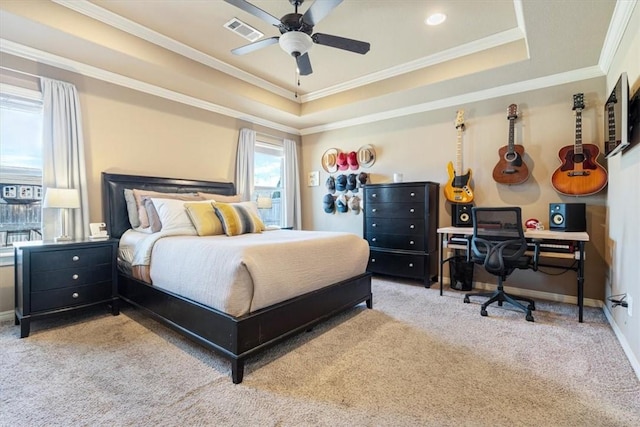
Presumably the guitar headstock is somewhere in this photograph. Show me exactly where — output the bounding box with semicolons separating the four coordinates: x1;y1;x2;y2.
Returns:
455;109;465;129
507;104;518;120
572;93;585;111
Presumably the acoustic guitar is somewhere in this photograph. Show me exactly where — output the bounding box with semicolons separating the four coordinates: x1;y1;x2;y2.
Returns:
444;110;474;203
551;93;608;196
492;104;529;184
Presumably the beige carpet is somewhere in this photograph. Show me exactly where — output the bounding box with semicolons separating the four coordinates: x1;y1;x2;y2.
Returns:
2;277;639;426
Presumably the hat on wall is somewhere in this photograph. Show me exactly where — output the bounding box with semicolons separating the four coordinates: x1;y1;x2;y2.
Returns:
357;144;376;168
336;194;349;213
335;174;348;192
336;152;349;171
348;195;361;215
347;151;359;170
322;148;339;173
357;172;369;187
346;173;358;192
323;193;335;213
326;176;335;194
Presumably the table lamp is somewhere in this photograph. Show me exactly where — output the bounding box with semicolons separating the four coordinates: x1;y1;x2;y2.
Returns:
43;188;80;242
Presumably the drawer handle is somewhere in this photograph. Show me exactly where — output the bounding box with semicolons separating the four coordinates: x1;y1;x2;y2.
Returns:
410;208;415;213
371;258;376;263
410;192;415;197
372;208;377;212
72;274;79;280
408;263;414;268
372;238;377;242
372;193;377;198
410;224;415;229
72;256;80;262
409;240;415;245
372;223;377;227
72;292;79;299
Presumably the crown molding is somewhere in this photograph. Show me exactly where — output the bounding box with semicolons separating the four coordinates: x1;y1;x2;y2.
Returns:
51;0;295;101
598;0;637;75
0;38;300;135
299;66;604;135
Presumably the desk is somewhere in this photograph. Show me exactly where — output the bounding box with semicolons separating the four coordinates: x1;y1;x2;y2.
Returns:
437;226;590;322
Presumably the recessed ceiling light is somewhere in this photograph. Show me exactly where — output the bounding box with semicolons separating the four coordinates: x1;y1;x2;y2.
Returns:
425;13;446;26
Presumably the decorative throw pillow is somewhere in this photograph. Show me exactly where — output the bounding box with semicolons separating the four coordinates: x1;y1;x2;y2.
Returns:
124;189;140;228
132;189;201;228
184;202;224;236
213;202;266;236
149;198;197;232
197;192;242;203
143;197;162;233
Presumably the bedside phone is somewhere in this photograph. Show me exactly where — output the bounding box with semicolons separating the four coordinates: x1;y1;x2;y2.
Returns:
89;222;109;240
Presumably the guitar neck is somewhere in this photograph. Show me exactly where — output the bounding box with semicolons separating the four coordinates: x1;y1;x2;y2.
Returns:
456;128;463;175
507;118;515;151
607;103;616;145
574;110;583;154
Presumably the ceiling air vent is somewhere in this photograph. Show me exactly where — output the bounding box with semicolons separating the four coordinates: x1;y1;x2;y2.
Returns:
224;18;263;42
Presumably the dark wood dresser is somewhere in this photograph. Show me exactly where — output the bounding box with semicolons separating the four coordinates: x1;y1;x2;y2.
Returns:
14;239;119;337
363;182;440;286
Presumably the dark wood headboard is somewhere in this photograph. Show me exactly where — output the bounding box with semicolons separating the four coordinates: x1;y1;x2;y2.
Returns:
101;172;236;239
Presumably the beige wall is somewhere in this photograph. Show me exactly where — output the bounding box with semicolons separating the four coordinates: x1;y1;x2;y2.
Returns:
302;78;608;302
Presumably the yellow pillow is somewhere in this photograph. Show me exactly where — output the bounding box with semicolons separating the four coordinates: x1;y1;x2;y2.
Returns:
184;202;224;236
213;202;265;236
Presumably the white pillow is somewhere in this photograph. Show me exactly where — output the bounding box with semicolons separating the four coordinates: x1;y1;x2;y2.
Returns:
150;198;197;232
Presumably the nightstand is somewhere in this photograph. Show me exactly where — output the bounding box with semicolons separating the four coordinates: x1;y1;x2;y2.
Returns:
14;239;119;338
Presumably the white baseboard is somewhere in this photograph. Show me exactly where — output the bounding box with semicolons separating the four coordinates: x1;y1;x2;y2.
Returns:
602;305;640;381
0;310;14;322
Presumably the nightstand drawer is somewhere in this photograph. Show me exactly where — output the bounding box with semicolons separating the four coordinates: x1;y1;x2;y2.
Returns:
31;282;113;312
31;246;112;272
31;263;113;291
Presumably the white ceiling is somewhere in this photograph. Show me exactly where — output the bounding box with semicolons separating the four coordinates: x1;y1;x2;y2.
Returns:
0;0;635;134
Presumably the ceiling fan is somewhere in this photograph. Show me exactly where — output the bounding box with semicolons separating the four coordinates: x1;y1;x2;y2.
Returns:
224;0;370;76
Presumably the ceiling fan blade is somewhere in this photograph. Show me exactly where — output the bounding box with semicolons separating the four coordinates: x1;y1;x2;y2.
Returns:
296;53;313;76
223;0;281;27
302;0;343;26
231;37;279;55
312;33;370;55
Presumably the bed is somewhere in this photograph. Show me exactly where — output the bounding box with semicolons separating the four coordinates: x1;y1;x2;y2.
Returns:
101;172;372;383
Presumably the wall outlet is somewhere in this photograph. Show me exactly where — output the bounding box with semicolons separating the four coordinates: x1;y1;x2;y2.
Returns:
628;294;633;317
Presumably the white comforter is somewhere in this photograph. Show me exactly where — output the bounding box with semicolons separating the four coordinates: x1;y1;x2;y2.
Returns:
119;229;370;317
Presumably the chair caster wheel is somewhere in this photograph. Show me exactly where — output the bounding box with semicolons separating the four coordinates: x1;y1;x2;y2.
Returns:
526;312;534;322
463;296;470;303
480;308;488;317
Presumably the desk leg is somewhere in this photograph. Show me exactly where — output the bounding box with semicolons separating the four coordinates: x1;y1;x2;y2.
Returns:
439;233;444;296
577;241;585;323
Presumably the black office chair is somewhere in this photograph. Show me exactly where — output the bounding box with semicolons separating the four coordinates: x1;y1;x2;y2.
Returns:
463;207;536;322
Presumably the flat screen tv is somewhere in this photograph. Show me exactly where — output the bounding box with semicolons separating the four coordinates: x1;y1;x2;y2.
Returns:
604;72;629;158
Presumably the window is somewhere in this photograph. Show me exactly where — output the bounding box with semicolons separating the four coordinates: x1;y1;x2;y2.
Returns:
0;85;44;259
253;140;284;227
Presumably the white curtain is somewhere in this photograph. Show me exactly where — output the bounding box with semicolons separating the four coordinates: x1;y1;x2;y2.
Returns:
235;128;256;201
283;138;301;229
40;78;89;240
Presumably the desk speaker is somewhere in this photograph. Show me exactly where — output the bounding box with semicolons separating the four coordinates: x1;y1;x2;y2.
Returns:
452;203;473;227
549;203;586;232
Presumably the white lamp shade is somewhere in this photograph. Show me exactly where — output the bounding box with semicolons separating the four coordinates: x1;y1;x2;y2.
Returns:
279;31;313;56
257;196;273;209
43;188;80;209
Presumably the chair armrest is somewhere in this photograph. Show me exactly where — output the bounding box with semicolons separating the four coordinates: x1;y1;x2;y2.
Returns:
466;235;473;262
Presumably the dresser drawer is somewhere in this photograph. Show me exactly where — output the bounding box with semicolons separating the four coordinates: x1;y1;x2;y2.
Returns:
365;202;425;219
365;185;425;204
366;218;424;235
31;282;113;312
366;232;425;251
31;263;113;292
31;246;112;272
367;250;425;279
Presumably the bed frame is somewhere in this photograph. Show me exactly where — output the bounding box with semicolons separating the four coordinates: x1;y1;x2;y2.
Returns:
101;172;372;383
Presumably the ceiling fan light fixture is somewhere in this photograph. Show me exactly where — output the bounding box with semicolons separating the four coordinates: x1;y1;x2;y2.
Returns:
279;31;313;57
